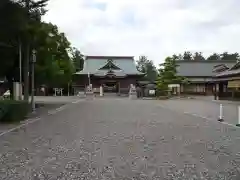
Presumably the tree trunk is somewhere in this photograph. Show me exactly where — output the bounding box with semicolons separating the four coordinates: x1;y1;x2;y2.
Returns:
23;0;30;101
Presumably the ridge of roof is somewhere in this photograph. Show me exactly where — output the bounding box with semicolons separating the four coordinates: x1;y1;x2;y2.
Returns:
229;61;240;70
213;64;228;68
85;56;134;60
98;59;121;70
176;60;237;63
212;64;229;73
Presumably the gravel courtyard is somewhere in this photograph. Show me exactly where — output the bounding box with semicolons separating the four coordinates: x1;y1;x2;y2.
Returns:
0;98;240;179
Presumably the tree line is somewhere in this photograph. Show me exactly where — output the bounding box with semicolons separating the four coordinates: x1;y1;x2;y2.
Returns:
0;0;84;99
170;51;240;61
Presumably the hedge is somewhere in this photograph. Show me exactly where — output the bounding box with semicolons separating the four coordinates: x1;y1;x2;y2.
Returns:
0;100;30;123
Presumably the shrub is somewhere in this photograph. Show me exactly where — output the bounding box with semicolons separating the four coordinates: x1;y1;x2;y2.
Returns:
0;100;30;123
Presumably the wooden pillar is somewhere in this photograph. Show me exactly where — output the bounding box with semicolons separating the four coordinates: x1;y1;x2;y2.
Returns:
216;83;219;100
118;81;121;95
204;83;206;95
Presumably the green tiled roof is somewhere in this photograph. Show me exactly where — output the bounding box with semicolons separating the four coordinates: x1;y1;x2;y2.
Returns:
75;56;143;75
176;60;236;77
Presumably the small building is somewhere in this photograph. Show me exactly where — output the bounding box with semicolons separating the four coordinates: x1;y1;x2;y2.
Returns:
176;60;236;95
136;81;157;97
213;61;240;100
73;56;144;95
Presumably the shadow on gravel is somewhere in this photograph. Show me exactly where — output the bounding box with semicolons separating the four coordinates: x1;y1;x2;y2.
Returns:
27;103;65;119
0;103;65;134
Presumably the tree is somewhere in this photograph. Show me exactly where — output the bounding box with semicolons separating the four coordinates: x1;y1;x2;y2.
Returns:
183;51;193;61
0;0;31;97
193;52;205;61
136;56;158;81
0;0;25;76
172;54;183;61
0;0;77;97
220;52;240;61
207;53;220;61
34;22;74;88
156;56;188;94
71;47;84;72
18;0;49;100
157;57;179;84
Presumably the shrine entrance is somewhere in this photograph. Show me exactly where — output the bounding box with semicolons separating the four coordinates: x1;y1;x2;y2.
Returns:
102;80;119;93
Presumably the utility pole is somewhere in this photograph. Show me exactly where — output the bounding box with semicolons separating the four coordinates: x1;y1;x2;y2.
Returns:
19;39;22;100
68;82;70;96
31;49;36;112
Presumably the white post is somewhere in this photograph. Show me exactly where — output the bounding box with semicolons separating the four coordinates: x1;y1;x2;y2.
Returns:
218;104;223;122
100;86;103;97
237;106;240;126
60;88;63;96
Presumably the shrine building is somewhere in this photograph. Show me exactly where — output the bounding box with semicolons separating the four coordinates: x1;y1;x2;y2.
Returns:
73;56;144;95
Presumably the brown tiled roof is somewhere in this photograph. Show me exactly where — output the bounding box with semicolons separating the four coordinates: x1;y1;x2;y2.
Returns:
215;61;240;77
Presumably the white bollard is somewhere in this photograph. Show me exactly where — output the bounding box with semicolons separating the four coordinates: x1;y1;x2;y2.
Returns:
100;86;103;97
218;104;224;122
236;106;240;127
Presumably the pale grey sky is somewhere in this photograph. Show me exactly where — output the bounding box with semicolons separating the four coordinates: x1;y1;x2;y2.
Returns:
43;0;240;64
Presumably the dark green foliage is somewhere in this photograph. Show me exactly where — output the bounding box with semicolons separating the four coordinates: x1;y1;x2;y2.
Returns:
207;53;221;61
0;100;30;123
174;52;239;61
34;22;74;88
156;56;189;95
136;56;158;81
220;52;240;61
0;0;76;95
0;0;26;78
71;47;84;72
183;51;193;61
193;52;205;61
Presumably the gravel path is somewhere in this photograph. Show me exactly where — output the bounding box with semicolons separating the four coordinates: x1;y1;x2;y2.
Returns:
159;99;239;125
0;98;240;179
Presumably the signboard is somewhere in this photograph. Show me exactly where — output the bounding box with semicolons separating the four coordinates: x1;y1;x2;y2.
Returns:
106;73;116;78
149;90;155;95
228;80;240;88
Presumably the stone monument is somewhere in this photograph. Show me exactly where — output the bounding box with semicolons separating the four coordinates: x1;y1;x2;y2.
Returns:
13;82;21;100
86;84;94;98
129;84;137;99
